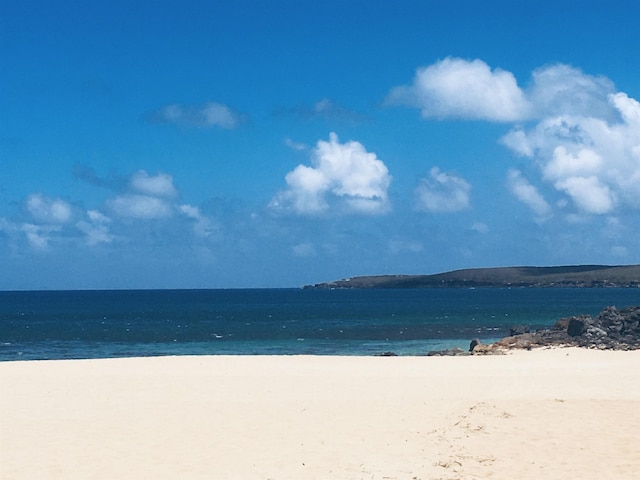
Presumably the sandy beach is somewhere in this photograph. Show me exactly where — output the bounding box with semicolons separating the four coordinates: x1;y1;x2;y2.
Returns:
2;348;639;479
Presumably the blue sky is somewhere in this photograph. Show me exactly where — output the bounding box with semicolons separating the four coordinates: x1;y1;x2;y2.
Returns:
1;0;639;289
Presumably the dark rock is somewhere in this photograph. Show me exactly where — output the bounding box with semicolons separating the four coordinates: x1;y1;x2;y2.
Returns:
552;318;571;331
586;326;608;337
567;318;587;337
469;338;481;352
486;305;640;351
378;351;398;356
509;325;530;336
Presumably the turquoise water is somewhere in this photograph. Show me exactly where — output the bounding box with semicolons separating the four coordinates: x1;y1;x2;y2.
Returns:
1;288;638;360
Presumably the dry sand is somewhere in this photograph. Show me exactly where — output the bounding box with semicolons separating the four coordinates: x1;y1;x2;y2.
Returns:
1;348;639;479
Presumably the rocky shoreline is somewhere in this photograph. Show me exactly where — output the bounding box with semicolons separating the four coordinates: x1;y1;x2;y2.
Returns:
425;305;640;356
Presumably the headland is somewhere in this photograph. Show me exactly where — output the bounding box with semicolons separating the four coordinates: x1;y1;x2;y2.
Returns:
305;264;640;289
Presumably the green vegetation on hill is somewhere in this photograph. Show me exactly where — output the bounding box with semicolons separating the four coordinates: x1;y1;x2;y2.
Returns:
305;265;640;289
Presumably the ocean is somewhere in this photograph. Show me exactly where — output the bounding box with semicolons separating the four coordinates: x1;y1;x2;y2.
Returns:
1;288;639;361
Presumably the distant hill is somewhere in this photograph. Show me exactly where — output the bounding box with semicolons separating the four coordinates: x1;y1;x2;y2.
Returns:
304;265;640;289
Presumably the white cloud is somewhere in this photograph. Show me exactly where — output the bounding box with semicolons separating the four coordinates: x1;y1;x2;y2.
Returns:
179;204;217;238
284;138;307;151
500;129;533;157
527;64;617;120
613;92;640;126
544;146;603;180
386;57;530;122
151;102;243;129
6;168;217;252
501;90;640;215
1;218;56;250
87;210;110;224
270;133;392;215
25;194;72;224
415;167;471;213
278;165;331;214
554;176;615;214
106;170;180;220
390;58;639;217
130;170;177;198
387;60;619;124
388;59;640;217
21;223;60;249
313;98;335;114
107;194;173;219
76;210;115;246
507;169;552;217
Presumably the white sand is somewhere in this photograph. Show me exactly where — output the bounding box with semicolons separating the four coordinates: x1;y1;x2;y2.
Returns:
2;348;639;479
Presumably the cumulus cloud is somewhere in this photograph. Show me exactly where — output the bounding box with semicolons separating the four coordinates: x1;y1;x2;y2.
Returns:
386;57;530;121
270;132;392;215
502;91;640;215
179;204;217;238
25;194;72;224
554;176;615;214
415;167;471;213
76;210;115;246
21;223;60;249
507;170;552;218
107;194;173;219
107;170;179;220
387;59;618;124
284;138;308;151
7;168;217;252
389;58;640;217
150;101;244;129
527;64;617;120
130;170;178;198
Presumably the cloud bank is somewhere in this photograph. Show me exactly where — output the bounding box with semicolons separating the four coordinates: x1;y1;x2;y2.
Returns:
389;57;640;218
25;194;73;224
1;169;219;251
270;133;392;215
502;91;640;215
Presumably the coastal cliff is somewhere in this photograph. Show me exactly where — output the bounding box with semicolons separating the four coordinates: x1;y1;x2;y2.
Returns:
305;264;640;289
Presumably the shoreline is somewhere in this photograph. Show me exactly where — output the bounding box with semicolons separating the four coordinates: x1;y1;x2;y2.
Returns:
2;348;639;479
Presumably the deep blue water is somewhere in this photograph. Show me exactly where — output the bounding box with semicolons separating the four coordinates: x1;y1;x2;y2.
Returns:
1;288;639;361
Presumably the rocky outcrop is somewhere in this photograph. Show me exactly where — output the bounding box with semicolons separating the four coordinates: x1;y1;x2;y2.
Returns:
509;325;530;336
471;305;640;354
